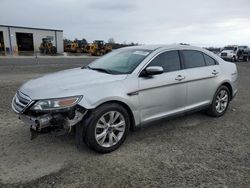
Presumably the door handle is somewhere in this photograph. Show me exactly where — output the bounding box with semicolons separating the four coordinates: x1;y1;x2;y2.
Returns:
175;75;185;81
212;70;219;75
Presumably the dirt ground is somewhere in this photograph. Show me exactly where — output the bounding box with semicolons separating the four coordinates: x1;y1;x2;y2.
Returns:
0;58;249;188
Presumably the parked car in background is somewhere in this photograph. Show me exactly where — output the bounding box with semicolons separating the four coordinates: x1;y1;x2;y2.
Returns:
220;45;250;62
237;46;250;62
12;44;238;153
219;45;239;62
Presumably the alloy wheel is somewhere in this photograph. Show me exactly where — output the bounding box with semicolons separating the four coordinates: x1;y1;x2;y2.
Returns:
215;89;229;113
95;111;126;148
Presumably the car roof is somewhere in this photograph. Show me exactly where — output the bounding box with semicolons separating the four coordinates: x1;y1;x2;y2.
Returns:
121;44;221;62
122;44;205;51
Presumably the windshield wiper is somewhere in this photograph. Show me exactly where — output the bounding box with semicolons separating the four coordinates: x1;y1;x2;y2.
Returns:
81;65;87;69
87;66;112;74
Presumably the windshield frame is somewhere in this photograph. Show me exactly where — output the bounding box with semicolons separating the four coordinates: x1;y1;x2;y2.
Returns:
87;48;153;75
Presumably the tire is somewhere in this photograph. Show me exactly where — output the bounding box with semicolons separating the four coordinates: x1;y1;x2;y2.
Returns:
232;56;237;62
79;103;130;153
206;85;230;117
244;56;249;62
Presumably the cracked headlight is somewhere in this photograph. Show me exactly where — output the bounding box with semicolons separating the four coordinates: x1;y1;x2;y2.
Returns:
30;96;82;111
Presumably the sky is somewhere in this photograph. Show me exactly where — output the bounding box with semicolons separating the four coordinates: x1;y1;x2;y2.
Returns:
1;0;250;47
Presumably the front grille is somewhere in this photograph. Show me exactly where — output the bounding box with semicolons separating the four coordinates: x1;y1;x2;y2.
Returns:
221;53;227;56
12;91;32;113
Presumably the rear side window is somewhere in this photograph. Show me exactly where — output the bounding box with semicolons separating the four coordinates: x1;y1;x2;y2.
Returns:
182;50;206;69
203;54;217;66
149;50;181;72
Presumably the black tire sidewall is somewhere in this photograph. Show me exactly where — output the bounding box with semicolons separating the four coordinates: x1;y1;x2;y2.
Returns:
85;103;130;153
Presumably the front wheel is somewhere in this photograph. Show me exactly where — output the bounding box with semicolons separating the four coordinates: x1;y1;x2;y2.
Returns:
84;103;130;153
207;85;230;117
232;56;237;62
244;56;249;62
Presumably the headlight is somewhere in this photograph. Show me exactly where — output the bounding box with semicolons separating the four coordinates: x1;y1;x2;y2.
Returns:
30;96;82;111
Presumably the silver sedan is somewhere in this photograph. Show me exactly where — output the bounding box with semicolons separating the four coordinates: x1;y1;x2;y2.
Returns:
12;44;238;153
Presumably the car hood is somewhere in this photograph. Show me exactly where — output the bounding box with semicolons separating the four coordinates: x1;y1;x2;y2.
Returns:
20;67;127;100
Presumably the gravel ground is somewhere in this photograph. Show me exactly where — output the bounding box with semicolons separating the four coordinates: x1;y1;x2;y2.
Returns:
0;58;249;188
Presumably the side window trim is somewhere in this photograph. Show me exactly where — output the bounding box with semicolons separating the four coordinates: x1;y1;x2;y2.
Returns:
178;50;185;70
202;52;208;66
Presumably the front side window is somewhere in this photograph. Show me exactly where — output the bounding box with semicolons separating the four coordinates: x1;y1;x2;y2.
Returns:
148;50;181;72
182;50;206;69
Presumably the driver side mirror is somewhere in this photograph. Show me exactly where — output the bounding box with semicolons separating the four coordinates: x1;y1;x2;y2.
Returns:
140;66;164;77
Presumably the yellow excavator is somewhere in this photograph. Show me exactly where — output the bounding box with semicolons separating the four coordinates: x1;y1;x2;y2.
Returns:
39;38;57;55
65;39;88;53
88;40;112;56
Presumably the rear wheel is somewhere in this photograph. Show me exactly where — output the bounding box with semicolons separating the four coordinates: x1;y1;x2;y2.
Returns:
232;56;237;62
84;103;130;153
244;56;249;62
207;85;230;117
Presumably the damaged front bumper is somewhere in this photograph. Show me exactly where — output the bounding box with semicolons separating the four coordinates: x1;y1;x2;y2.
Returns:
18;107;87;132
12;92;88;135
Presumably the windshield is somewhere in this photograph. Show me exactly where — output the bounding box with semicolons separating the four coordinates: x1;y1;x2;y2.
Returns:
88;49;152;74
224;47;236;50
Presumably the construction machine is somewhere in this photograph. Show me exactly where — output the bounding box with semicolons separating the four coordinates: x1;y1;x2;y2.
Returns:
88;40;112;56
39;38;57;55
65;39;88;53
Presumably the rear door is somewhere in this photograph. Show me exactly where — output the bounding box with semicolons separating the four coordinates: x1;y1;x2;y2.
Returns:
181;50;220;111
138;50;187;123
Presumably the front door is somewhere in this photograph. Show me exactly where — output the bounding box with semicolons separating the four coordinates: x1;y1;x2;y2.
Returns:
138;50;187;123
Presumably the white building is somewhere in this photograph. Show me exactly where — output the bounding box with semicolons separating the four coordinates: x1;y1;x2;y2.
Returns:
0;25;63;54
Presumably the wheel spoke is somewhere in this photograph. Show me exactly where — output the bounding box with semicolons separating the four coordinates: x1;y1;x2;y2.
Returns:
111;132;119;143
216;102;221;111
219;102;224;111
99;116;107;125
96;131;107;141
99;132;107;145
220;90;226;98
96;123;106;129
112;112;120;124
108;133;114;146
221;95;228;102
108;111;115;124
114;126;125;132
113;121;125;132
113;120;125;127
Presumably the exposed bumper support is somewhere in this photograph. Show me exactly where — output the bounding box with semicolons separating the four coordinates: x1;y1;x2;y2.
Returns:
19;109;87;132
19;114;62;131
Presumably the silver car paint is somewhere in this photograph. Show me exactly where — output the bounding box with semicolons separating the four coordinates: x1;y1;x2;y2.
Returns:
16;44;238;127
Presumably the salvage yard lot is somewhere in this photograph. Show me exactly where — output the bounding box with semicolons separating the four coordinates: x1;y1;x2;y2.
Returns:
0;57;249;187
